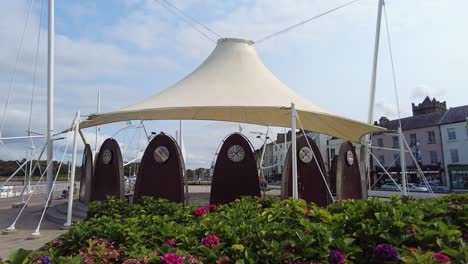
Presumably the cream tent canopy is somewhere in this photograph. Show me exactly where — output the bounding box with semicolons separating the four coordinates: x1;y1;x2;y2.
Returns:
80;38;384;143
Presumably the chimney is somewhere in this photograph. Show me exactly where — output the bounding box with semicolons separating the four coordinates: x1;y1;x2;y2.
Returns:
379;116;389;126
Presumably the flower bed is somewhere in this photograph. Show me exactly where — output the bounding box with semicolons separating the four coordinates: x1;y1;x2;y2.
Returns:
1;194;467;263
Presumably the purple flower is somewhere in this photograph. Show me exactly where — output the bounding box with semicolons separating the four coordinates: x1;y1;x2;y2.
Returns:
160;253;183;264
201;234;221;248
373;244;400;261
433;252;451;263
328;250;346;264
32;256;52;264
166;238;177;247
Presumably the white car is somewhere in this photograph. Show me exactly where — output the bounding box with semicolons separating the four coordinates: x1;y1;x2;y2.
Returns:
404;183;428;192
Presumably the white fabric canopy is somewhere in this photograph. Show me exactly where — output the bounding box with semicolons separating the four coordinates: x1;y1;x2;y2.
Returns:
80;38;384;143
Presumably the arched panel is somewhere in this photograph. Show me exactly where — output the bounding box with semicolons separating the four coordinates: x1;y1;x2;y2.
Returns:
91;138;124;201
210;133;260;204
134;133;185;203
281;134;330;206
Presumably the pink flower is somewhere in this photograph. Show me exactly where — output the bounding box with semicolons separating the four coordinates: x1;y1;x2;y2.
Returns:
305;229;311;235
201;234;221;248
209;204;217;212
406;226;417;234
183;254;203;264
305;209;314;216
166;238;177;247
216;256;230;264
193;207;209;217
161;253;183;264
433;252;451;263
123;259;142;264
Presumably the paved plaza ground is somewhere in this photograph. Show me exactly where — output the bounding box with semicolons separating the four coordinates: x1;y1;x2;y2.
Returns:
0;185;280;259
0;195;67;259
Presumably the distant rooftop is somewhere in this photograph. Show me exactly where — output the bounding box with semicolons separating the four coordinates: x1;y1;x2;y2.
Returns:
376;96;468;131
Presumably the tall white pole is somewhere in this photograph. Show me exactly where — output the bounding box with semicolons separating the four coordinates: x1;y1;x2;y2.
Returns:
65;111;80;227
94;89;101;157
179;120;182;145
291;103;298;199
362;0;384;198
46;0;55;197
398;127;407;195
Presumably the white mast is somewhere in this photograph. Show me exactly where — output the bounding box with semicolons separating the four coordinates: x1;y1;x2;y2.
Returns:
94;89;101;157
362;0;384;197
291;103;298;199
46;0;55;196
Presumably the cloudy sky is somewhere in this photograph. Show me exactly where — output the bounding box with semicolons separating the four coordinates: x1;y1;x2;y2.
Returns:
0;0;467;169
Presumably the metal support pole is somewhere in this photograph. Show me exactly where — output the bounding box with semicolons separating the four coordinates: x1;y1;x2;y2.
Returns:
398;127;407;195
64;111;80;227
362;0;384;198
46;0;55;196
258;127;270;176
291;103;298;199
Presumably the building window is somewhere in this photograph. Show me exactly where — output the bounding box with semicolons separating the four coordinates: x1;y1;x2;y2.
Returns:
450;149;459;163
330;149;336;157
428;130;436;144
430;151;438;164
377;138;383;148
410;134;417;147
394;154;400;166
379;155;385;165
447;128;457;140
392;136;399;148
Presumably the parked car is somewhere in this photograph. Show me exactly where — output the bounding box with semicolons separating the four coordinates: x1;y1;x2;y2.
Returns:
417;182;450;192
380;183;427;192
381;183;400;191
405;183;428;192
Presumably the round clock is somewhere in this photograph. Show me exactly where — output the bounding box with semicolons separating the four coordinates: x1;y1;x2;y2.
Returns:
102;149;112;164
346;150;354;166
154;146;170;163
227;145;245;162
298;146;313;164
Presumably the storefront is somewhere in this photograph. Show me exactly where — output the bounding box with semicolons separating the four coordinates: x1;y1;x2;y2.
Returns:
448;165;468;190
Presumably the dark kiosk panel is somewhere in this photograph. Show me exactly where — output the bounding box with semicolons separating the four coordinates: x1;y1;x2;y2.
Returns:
281;134;330;206
134;133;185;204
335;141;362;200
210;133;260;205
79;144;93;204
91;138;124;201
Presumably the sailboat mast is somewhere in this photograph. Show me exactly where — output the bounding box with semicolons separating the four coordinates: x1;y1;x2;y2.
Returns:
368;0;384;124
362;0;384;197
46;0;55;195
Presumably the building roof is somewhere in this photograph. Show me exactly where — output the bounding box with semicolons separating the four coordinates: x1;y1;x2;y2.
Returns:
439;105;468;125
376;97;468;131
381;111;446;131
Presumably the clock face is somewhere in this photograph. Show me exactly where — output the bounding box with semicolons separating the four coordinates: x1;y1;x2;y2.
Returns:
346;150;354;166
299;147;313;164
102;149;112;164
227;145;245;162
154;146;170;163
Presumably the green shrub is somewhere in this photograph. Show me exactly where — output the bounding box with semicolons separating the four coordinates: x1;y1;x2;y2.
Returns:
10;194;467;264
